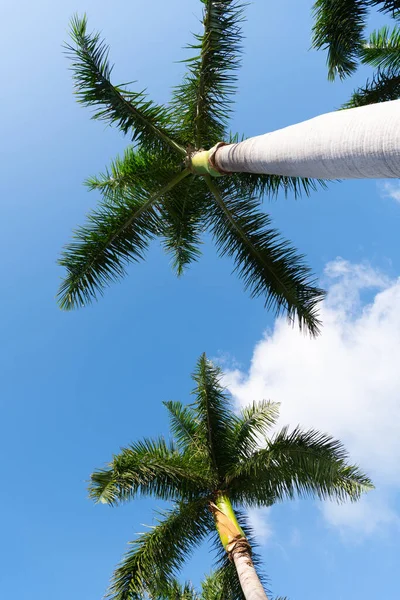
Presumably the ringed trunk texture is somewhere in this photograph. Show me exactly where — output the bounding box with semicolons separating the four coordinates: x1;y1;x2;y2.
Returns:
213;100;400;180
211;494;268;600
229;539;269;600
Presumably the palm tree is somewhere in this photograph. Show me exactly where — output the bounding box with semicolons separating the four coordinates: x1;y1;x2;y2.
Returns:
59;5;400;324
89;353;372;600
312;0;400;106
58;8;326;336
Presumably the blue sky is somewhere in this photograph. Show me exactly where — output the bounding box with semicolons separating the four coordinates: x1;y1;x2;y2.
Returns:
1;1;398;599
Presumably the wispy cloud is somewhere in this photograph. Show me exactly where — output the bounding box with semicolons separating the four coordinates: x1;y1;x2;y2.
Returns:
322;494;400;541
224;259;400;538
379;181;400;203
247;507;273;546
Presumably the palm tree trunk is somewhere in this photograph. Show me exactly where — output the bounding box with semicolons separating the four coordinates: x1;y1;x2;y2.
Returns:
228;539;269;600
211;494;269;600
212;100;400;179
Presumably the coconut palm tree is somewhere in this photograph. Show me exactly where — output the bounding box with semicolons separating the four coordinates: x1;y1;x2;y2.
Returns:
89;353;372;600
312;0;400;106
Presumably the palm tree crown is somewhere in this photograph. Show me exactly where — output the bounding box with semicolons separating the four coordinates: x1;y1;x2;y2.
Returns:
312;0;400;107
58;5;325;336
89;353;372;600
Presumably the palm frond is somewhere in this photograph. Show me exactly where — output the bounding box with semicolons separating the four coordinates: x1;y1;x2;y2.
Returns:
163;401;201;453
201;563;244;600
229;427;373;506
192;353;236;477
359;25;400;71
85;146;179;196
89;436;211;505
200;569;239;600
106;499;213;600
150;579;199;600
230;170;326;201
343;67;400;107
159;177;206;275
369;0;400;17
66;15;184;156
205;177;325;336
232;400;280;461
85;147;202;276
312;0;369;80
57;168;190;310
172;0;245;148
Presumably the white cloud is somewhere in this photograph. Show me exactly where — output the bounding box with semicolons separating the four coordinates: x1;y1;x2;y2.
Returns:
224;259;400;537
322;494;400;540
247;507;273;546
380;181;400;203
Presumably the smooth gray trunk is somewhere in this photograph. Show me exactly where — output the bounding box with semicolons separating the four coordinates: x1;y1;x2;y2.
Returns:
230;542;269;600
213;100;400;179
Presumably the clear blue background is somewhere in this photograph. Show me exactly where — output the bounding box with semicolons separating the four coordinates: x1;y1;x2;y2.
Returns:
0;1;397;599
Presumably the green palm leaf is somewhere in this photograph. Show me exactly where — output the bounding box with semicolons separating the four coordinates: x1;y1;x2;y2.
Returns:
89;436;211;505
228;426;373;506
106;499;213;600
369;0;400;16
159;177;206;275
205;177;325;336
343;67;400;107
192;353;237;476
172;0;245;148
232;400;280;460
200;569;237;600
85;148;203;276
66;15;185;156
57;168;190;310
312;0;369;80
154;580;200;600
359;25;400;70
231;172;325;202
85;147;177;196
163;401;201;454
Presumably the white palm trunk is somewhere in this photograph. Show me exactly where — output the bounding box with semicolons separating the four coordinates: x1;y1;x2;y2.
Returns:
212;100;400;179
228;540;269;600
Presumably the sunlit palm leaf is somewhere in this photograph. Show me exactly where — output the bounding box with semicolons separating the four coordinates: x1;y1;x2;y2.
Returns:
89;436;211;505
359;25;400;70
232;400;280;461
192;353;237;476
228;427;373;506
